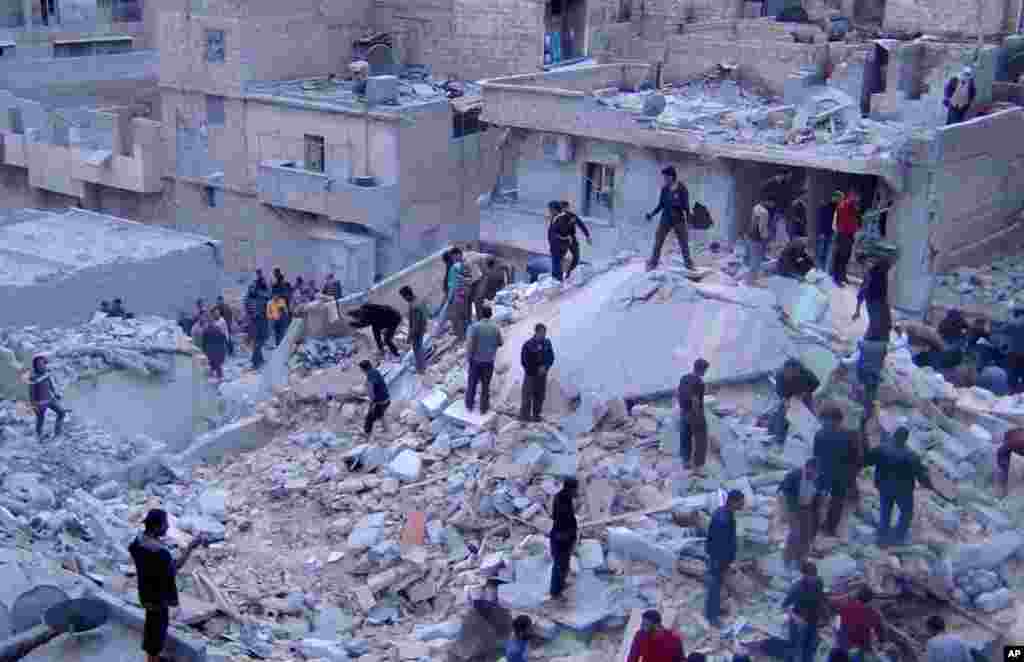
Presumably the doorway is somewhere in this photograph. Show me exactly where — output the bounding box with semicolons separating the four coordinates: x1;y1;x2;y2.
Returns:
583;162;614;221
544;0;587;65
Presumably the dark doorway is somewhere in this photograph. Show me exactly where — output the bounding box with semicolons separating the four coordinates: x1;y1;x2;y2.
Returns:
544;0;586;65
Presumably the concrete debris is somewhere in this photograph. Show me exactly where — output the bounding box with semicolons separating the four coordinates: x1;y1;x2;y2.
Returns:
387;449;423;482
607;527;676;573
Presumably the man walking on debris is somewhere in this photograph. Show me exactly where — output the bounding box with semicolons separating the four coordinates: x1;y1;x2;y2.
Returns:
465;305;503;414
779;458;821;570
746;199;772;286
829;586;883;662
446;247;470;341
781;561;827;662
816;192;842;272
203;308;229;380
549;478;578;601
863;426;933;546
29;355;66;441
214;295;235;356
645;166;695;272
705;489;744;628
547;201;571;282
678;358;710;471
129;509;209;662
996;428;1024;497
245;282;270;370
359;359;390;439
856;336;888;429
943;67;976;126
813;404;859;537
520;323;555;422
271;267;293;311
769;358;820;446
267;293;289;348
555;200;592;280
853;254;894;342
626;610;685;662
348;302;403;359
400;286;430;374
831;191;860;286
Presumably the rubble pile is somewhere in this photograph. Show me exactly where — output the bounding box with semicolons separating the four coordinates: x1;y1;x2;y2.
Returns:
600;80;913;159
0;251;1022;662
292;336;359;373
934;254;1024;307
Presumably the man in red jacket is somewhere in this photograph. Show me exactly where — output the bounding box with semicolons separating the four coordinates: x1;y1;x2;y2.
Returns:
831;191;860;287
627;610;685;662
997;428;1024;496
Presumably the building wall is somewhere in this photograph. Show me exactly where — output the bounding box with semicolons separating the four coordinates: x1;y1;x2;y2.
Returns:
930;108;1024;271
0;240;222;330
514;132;738;248
884;0;1011;37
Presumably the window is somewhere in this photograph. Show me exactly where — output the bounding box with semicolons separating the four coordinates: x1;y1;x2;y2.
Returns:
205;29;225;63
584;162;615;219
206;95;225;127
452;109;485;139
304;134;325;173
205;185;217;207
8;108;23;134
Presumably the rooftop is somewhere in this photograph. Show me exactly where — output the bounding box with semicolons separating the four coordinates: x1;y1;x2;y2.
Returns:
245;74;481;116
0;208;215;287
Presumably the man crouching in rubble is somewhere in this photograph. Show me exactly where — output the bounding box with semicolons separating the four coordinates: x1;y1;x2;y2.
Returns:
129;509;208;662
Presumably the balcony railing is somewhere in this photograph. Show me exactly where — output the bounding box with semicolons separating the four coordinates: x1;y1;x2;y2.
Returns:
257;160;399;236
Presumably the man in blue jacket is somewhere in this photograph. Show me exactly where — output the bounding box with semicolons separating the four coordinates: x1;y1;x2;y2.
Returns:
705;489;745;627
645;166;694;271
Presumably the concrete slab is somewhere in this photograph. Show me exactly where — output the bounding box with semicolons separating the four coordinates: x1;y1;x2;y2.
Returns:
762;276;830;326
176;415;278;468
442;401;496;429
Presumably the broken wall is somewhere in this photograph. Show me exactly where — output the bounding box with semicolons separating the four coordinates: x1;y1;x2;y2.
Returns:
929;108;1024;272
883;0;1013;37
0;240;222;330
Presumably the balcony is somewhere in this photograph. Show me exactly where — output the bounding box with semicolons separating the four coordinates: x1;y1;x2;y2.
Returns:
257;160;399;237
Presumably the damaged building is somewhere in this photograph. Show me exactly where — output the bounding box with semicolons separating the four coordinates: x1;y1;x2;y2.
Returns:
480;22;1024;313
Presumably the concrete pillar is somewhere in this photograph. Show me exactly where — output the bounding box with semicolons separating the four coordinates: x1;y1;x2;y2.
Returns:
888;163;934;316
805;168;830;245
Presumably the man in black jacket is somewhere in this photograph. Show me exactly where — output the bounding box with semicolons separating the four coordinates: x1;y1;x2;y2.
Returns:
813;404;860;537
556;200;592;279
678;358;710;470
705;489;744;627
549;478;578;600
864;427;933;546
778;459;821;569
943;67;976;125
815;192;841;272
782;561;827;662
129;509;208;662
360;359;391;438
244;283;269;369
547;201;572;282
348;303;403;358
521;323;555;422
645;166;694;271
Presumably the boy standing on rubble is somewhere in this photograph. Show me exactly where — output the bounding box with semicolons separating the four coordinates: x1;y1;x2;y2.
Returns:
549;478;578;601
359;359;390;439
400;286;430;374
29;355;67;441
626;610;685;662
129;509;208;662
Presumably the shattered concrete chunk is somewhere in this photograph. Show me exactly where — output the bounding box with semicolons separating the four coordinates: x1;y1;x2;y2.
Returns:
419;389;449;419
975;588;1012;613
298;638;351;661
817;553;859;589
178;514;226;542
413;620;462;641
577;539;606;571
607;527;676;572
564;391;609;437
387;450;423;482
198;488;228;522
949;532;1024;574
3;473;56;510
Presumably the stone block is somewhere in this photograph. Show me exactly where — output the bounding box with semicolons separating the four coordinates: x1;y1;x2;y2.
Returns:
299;638;351;661
817;553;859;589
564;390;609;437
198;488;228;522
419;389;449;419
413;621;462;641
949;532;1024;574
607;527;676;572
442;400;496;429
974;587;1012;613
387;450;422;482
577;540;606;571
178;514;226;542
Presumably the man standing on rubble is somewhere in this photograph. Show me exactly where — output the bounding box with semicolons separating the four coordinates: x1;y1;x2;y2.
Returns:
678;358;710;471
705;489;744;628
782;561;827;662
214;295;234;356
645;166;695;272
779;458;821;570
359;359;390;439
857;335;888;429
245;283;270;370
465;305;503;414
521;323;555;422
446;247;470;341
626;610;685;662
129;509;208;662
816;191;842;272
831;191;860;287
549;478;578;601
556;200;592;280
746;199;773;286
943;67;976;126
853;254;893;342
400;286;430;374
813;405;859;537
864;426;933;546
